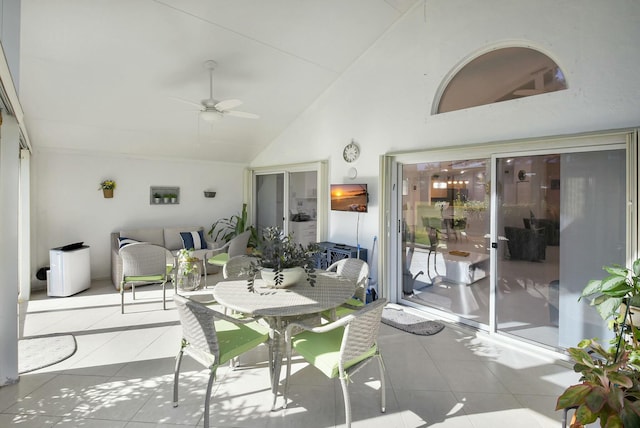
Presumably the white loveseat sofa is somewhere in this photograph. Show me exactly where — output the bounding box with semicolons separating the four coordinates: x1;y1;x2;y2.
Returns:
110;226;220;289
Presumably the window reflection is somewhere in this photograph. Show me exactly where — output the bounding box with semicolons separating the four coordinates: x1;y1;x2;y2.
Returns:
437;47;568;114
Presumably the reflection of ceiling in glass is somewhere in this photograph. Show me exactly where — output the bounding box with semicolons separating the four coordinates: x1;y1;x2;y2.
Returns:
437;47;567;114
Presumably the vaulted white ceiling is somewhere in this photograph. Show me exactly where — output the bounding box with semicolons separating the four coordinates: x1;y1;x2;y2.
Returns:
19;0;419;163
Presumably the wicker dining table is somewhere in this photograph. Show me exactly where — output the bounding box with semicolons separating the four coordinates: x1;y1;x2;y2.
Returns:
212;272;356;409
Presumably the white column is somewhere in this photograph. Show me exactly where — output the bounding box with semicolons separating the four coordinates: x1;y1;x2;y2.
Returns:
18;149;30;303
0;113;21;386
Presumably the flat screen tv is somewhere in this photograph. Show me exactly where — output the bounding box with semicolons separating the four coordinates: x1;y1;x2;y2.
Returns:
330;183;368;212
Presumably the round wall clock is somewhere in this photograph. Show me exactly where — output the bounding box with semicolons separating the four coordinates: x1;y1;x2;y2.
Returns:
343;141;360;163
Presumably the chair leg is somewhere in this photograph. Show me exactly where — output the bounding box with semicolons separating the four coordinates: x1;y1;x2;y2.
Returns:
120;281;125;314
339;373;352;428
173;348;184;407
203;367;217;428
162;280;167;310
377;353;386;413
132;284;136;300
283;334;294;409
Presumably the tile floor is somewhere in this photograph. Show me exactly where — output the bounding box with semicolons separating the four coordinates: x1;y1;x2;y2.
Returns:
1;276;579;427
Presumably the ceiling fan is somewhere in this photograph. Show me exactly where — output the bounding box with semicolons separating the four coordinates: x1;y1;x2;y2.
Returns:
172;60;259;122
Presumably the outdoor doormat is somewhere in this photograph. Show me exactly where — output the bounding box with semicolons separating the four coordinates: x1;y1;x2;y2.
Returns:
19;333;77;374
382;307;445;336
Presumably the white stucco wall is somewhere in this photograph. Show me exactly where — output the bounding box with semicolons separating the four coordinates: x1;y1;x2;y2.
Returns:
31;149;247;285
251;0;640;249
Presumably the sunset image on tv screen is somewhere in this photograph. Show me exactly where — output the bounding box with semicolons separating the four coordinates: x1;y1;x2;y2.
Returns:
331;184;367;212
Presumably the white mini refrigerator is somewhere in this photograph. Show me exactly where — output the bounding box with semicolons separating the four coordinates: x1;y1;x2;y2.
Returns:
48;245;91;297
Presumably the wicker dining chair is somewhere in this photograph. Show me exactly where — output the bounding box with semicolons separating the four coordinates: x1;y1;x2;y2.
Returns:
283;298;388;428
222;255;256;280
207;230;252;268
119;243;173;314
172;294;269;428
323;258;370;320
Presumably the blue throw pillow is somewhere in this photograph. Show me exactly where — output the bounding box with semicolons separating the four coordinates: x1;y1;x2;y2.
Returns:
180;230;207;250
118;237;141;248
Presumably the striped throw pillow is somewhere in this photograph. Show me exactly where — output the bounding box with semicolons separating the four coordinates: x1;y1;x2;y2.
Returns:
180;230;208;250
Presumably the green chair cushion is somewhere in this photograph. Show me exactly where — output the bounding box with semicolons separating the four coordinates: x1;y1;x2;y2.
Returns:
124;274;165;283
345;298;365;307
215;319;269;365
321;299;365;320
208;253;230;266
292;327;377;379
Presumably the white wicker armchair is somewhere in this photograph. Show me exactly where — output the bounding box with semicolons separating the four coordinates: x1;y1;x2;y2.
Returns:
222;255;257;280
283;298;387;428
172;294;269;428
327;258;369;303
119;243;173;314
323;258;370;320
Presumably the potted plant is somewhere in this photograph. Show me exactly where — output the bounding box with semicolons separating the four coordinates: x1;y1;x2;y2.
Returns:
167;193;177;204
556;258;640;427
208;203;258;248
99;179;116;198
163;193;170;204
153;192;161;204
244;226;320;291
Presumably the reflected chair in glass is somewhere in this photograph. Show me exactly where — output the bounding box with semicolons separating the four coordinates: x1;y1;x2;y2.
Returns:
323;258;369;320
426;226;440;278
206;230;252;270
119;243;173;314
283;298;388;428
172;294;269;428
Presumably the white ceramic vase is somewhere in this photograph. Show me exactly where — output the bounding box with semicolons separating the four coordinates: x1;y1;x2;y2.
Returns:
261;267;305;288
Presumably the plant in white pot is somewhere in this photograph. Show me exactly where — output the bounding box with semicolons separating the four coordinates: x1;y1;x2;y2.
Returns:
244;226;320;291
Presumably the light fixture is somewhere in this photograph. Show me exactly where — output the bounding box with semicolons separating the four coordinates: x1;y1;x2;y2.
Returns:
200;110;223;122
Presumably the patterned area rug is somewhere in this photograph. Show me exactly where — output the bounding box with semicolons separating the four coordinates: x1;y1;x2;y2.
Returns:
382;307;445;336
19;334;77;374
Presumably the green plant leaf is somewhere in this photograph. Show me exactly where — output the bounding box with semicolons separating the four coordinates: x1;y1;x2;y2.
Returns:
601;276;630;295
596;297;624;320
608;372;633;389
633;258;640;277
556;384;592;410
568;347;597;367
582;279;603;298
621;399;640;427
575;402;597;424
604;264;628;277
607;384;624;412
603;413;624;428
585;385;607;413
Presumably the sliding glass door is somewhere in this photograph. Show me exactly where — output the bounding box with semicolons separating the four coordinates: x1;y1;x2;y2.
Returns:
401;158;491;328
255;173;285;235
391;132;633;350
251;161;327;246
495;150;626;348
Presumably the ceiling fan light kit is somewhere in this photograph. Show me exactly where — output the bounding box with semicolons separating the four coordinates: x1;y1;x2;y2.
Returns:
200;110;223;122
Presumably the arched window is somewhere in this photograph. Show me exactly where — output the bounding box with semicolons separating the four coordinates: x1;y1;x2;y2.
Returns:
436;47;567;114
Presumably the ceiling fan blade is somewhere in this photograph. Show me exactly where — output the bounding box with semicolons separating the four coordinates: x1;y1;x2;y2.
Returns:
215;99;243;111
226;110;260;119
169;96;203;109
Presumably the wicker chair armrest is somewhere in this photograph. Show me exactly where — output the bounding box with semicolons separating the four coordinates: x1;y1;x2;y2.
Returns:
186;297;262;325
205;242;231;259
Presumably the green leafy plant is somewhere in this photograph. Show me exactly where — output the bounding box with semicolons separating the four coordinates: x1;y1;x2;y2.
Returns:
153;192;161;198
208;203;258;247
557;258;640;427
99;179;116;190
244;226;320;292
